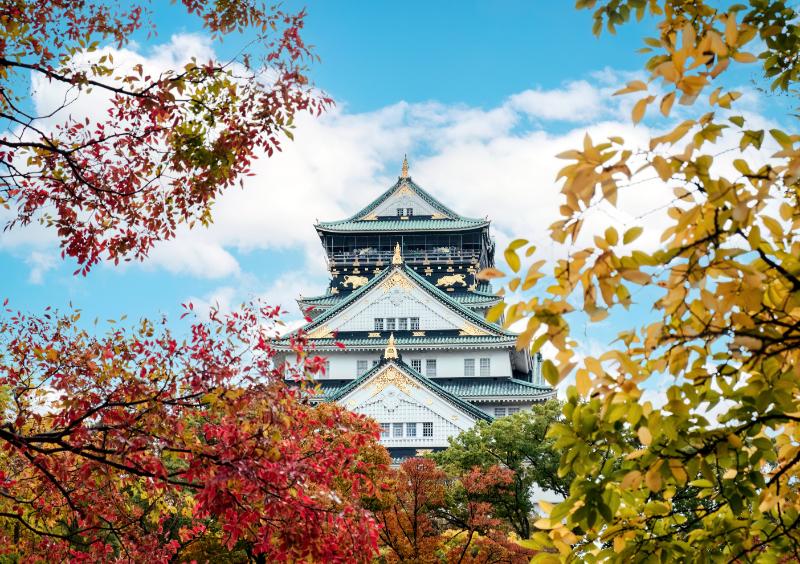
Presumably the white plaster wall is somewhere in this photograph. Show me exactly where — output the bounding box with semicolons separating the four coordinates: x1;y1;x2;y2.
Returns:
332;285;472;333
371;191;438;217
313;349;512;380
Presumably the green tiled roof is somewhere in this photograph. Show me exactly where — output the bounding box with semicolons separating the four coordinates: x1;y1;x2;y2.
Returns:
436;378;554;400
297;289;501;309
327;359;493;422
281;261;515;345
316;218;487;232
312;377;553;402
296;335;516;350
316;178;489;233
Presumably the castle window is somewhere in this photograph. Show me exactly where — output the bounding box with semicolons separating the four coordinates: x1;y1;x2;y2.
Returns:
357;360;368;375
425;359;437;378
323;360;330;377
406;423;417;437
406;208;414;216
494;407;506;417
508;407;520;415
398;318;408;331
464;358;475;377
374;318;384;331
393;423;404;437
386;318;396;331
397;208;404;216
380;423;390;438
480;358;491;376
410;317;420;330
411;359;422;372
422;422;434;437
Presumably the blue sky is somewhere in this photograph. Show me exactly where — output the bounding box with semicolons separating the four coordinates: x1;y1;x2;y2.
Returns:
0;2;782;392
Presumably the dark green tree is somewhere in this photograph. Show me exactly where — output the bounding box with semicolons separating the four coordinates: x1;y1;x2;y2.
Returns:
432;400;568;539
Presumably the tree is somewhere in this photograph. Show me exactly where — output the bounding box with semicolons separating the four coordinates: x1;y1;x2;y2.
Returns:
0;301;386;562
433;400;568;540
375;458;533;563
486;0;800;560
0;0;328;273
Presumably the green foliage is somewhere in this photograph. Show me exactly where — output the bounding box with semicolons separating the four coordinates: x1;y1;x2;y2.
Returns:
433;400;568;539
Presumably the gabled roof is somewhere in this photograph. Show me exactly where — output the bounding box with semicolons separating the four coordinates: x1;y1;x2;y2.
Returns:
327;357;493;422
297;288;501;310
316;177;489;233
283;261;515;343
314;377;554;402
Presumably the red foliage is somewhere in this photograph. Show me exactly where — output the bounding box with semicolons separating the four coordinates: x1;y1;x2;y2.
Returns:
376;458;534;563
0;301;386;562
0;1;331;272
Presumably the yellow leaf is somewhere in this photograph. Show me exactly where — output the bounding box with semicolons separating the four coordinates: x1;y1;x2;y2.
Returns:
638;426;652;445
575;369;592;395
651;155;672;181
632;95;654;124
623;226;643;244
621;470;642;489
614;80;648;96
477;267;505;280
645;462;663;491
605;227;619;246
533;518;553;530
732;51;757;63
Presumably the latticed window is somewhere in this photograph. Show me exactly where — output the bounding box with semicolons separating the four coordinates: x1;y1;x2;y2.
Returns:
426;359;437;378
464;358;475;377
386;318;396;331
411;359;422;372
406;423;417;437
397;208;404;216
422;422;433;437
380;423;390;438
374;318;384;331
398;318;408;331
406;208;414;216
480;358;491;376
508;407;520;415
357;360;368;375
494;407;506;417
393;423;404;437
410;317;420;330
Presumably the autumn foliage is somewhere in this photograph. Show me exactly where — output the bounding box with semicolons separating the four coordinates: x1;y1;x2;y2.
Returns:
0;302;386;562
375;458;533;563
488;0;800;560
0;0;329;272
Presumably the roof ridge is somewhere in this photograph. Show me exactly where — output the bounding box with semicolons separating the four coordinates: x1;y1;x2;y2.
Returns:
318;177;485;225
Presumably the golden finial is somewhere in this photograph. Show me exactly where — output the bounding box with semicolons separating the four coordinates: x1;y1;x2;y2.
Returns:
392;242;403;265
401;154;409;179
384;333;399;359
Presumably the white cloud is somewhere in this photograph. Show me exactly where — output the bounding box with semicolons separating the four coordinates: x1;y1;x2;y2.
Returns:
25;251;57;284
508;80;606;122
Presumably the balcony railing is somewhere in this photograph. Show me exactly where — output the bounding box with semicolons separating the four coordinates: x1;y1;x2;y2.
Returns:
327;248;481;266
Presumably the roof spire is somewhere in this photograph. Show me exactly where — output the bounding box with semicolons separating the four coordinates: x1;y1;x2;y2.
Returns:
392;242;403;265
384;333;399;359
401;154;409;179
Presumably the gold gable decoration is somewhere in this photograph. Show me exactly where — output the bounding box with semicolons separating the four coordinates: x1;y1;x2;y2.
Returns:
401;154;409;178
307;324;333;339
459;322;489;336
382;270;413;293
369;365;418;396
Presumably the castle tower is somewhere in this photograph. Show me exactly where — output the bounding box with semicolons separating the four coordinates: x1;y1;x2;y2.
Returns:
276;158;554;460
